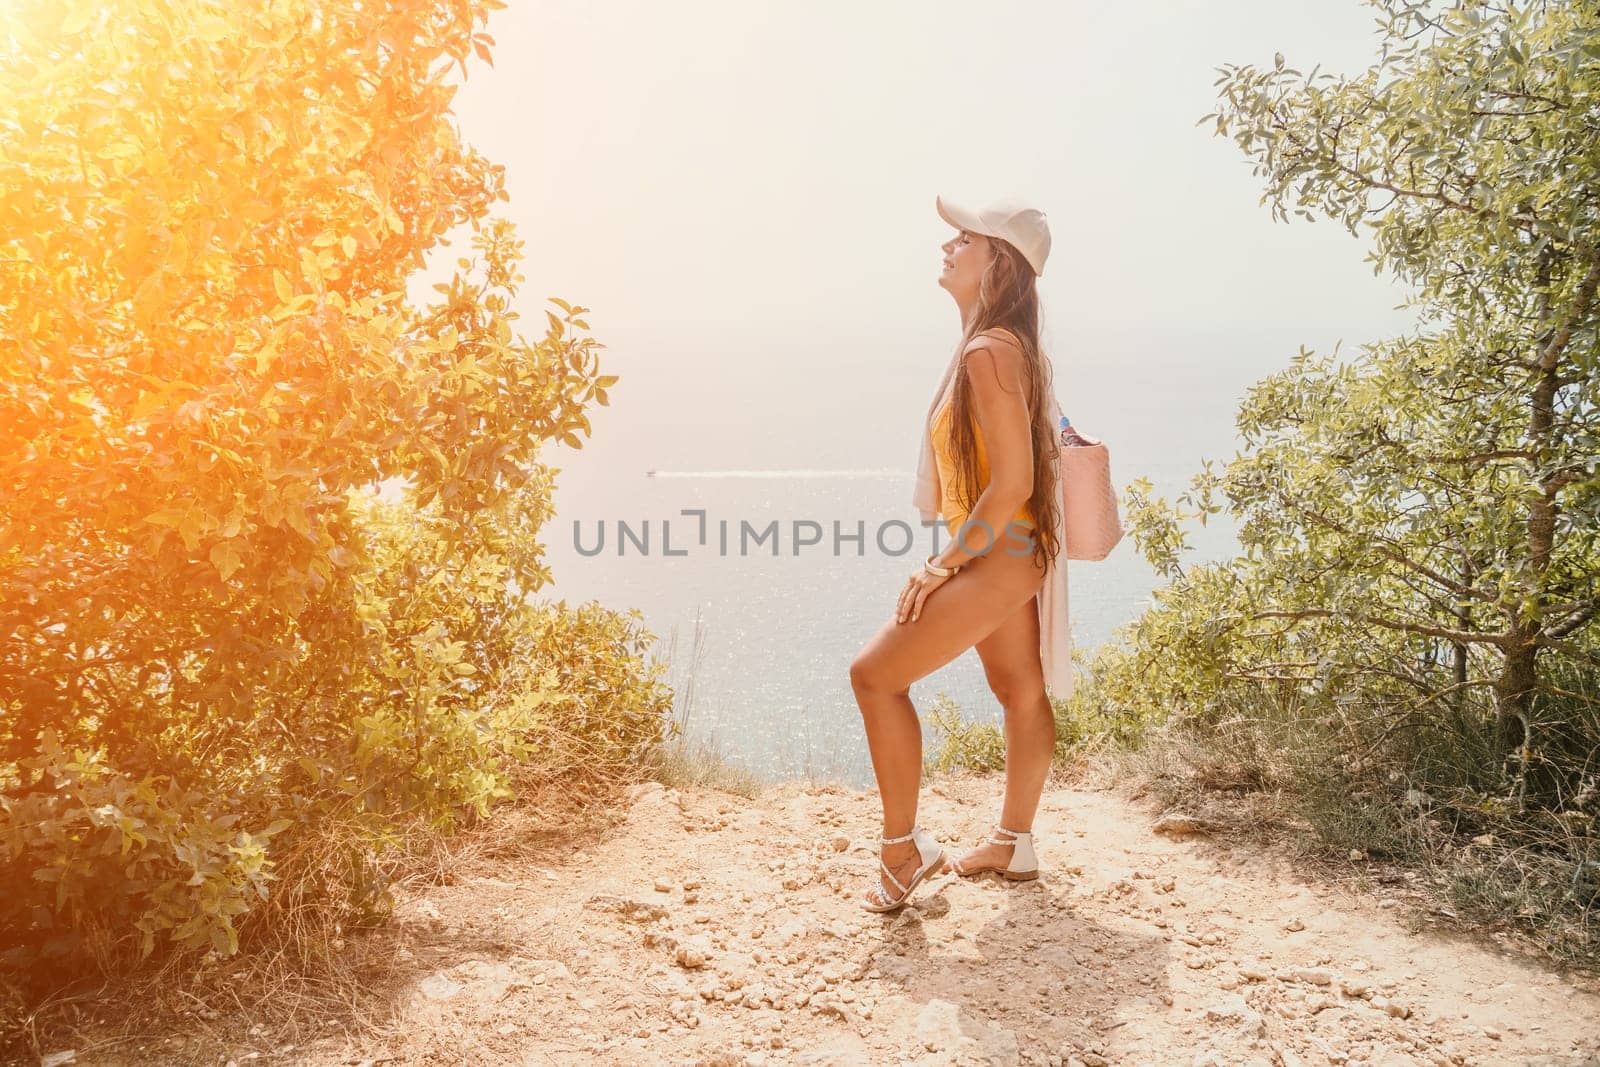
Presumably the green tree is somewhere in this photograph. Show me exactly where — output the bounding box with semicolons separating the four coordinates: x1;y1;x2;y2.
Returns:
1151;0;1600;766
0;0;665;975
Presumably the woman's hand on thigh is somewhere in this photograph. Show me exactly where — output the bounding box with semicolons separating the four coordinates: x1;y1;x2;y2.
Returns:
897;568;951;624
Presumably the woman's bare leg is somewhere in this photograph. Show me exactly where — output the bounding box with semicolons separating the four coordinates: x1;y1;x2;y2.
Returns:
941;592;1058;873
849;545;1046;905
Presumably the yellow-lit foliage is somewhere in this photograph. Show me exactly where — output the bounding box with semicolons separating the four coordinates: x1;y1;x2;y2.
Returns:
0;0;666;977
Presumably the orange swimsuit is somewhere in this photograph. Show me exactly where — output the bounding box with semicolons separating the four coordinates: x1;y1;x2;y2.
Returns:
931;398;1035;546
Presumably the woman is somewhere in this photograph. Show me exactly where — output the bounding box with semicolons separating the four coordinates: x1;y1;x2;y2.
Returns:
849;194;1065;913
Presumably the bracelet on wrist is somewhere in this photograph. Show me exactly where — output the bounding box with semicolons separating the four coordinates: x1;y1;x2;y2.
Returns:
923;554;961;578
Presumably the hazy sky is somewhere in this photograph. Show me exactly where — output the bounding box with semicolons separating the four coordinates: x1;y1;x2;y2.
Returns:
437;0;1417;474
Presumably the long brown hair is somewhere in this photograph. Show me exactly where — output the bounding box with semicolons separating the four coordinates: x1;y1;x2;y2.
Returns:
943;237;1062;568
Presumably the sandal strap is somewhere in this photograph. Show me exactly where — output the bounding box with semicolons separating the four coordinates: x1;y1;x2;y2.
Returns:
878;859;908;895
870;826;941;906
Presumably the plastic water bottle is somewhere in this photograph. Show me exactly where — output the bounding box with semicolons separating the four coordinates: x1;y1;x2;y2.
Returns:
1059;414;1089;447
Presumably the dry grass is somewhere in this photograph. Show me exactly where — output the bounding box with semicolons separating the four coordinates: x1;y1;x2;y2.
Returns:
633;600;770;799
638;734;767;798
1;759;644;1065
1097;713;1600;973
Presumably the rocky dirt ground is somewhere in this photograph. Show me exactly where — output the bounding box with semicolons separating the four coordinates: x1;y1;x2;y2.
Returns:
66;775;1600;1066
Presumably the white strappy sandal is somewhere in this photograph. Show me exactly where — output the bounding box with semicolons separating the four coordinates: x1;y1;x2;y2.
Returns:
860;825;947;913
948;824;1039;881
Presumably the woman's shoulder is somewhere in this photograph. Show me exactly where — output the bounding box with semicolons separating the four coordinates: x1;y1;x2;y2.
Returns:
965;325;1024;355
957;327;1035;410
961;326;1027;376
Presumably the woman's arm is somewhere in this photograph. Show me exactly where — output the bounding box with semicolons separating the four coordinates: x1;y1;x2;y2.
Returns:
933;335;1035;569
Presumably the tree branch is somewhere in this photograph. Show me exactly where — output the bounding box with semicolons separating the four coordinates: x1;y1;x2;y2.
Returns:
1253;608;1510;647
1546;599;1600;641
1292;501;1497;603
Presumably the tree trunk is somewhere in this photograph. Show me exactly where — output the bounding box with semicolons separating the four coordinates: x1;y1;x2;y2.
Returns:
1494;632;1537;764
1497;245;1563;765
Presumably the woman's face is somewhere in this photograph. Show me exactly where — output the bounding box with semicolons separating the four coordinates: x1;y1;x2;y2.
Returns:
939;228;991;296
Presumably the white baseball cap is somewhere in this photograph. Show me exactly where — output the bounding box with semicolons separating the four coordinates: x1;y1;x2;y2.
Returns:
936;194;1051;278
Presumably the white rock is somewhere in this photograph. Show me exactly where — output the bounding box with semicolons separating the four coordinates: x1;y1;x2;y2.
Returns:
914;998;982;1056
418;973;463;1001
1371;995;1411;1019
1203;996;1252;1023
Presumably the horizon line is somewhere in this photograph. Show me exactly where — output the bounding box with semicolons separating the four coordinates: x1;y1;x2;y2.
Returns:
646;468;912;479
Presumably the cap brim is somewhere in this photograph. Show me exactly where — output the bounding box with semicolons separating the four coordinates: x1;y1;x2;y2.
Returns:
936;194;986;236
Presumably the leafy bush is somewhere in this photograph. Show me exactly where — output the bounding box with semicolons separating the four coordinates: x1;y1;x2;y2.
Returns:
0;488;674;977
923;662;1142;778
0;0;671;997
925;693;1009;775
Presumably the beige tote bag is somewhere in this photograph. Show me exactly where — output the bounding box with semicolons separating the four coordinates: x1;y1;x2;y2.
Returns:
1057;424;1124;561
